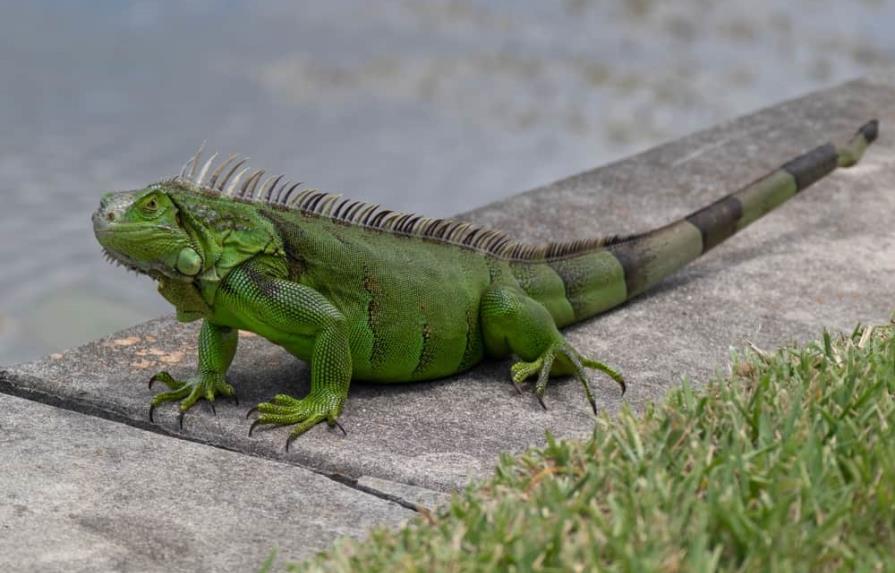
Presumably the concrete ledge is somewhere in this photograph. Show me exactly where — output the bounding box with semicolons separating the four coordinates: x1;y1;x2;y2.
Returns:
356;476;453;512
0;393;411;572
3;77;894;497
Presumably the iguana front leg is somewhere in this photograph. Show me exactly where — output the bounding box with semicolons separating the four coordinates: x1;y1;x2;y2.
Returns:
217;262;352;447
481;286;625;413
149;320;238;425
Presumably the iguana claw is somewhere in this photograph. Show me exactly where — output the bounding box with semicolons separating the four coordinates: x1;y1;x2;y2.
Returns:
510;344;625;415
248;418;264;437
147;370;236;426
247;391;346;447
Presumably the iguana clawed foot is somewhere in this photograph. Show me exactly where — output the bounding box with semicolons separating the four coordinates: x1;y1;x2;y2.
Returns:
148;371;237;427
247;391;347;450
510;344;625;414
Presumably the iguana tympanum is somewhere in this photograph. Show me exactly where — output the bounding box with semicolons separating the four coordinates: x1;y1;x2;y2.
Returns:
92;121;878;447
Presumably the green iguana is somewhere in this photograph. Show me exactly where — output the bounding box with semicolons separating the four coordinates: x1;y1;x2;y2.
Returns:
92;120;879;447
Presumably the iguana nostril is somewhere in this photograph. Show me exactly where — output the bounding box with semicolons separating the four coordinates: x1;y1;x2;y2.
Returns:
106;212;116;222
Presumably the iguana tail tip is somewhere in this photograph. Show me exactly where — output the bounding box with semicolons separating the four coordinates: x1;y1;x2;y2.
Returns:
859;119;879;143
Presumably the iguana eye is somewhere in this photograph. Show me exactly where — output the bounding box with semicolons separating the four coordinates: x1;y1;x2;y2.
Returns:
143;197;159;213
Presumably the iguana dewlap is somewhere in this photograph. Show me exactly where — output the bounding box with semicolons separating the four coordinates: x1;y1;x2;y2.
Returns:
92;121;879;446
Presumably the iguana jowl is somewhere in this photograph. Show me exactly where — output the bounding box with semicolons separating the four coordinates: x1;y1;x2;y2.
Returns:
92;121;879;446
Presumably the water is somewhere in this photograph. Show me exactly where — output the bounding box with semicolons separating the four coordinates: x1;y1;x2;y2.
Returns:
2;0;893;364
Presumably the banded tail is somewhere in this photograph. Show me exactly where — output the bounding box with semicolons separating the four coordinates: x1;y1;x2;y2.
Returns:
518;120;879;327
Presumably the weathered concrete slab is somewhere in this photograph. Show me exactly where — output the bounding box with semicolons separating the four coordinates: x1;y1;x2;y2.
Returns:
356;476;453;512
2;78;894;493
0;393;411;572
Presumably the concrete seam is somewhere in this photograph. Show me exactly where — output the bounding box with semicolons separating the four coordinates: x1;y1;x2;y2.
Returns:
0;368;423;514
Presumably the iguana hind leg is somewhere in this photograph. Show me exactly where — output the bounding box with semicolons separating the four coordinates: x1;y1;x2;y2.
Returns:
481;286;624;413
148;320;238;426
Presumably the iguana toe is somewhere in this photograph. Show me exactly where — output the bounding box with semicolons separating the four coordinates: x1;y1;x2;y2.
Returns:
147;371;236;426
510;343;622;415
247;391;345;448
579;355;626;395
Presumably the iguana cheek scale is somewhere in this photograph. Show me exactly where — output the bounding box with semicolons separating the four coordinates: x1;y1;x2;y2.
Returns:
92;121;879;446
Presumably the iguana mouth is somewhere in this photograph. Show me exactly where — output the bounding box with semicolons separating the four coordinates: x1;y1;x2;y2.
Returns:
100;247;144;275
100;246;197;282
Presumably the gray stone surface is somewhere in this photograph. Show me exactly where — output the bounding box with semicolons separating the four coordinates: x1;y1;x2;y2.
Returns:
3;78;894;495
0;393;411;572
357;476;453;512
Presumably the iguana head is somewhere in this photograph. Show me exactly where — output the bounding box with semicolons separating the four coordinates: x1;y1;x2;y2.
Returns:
93;184;204;281
94;181;284;284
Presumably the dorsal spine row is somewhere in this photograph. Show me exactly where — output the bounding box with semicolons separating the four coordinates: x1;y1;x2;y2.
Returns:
174;145;618;262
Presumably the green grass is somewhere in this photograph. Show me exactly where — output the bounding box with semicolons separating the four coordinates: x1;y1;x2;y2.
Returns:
291;323;895;572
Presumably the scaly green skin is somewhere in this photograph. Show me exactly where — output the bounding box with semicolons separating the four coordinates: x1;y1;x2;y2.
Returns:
92;121;879;445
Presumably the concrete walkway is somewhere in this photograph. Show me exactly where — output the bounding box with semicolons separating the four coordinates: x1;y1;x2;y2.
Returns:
2;75;894;570
0;394;411;572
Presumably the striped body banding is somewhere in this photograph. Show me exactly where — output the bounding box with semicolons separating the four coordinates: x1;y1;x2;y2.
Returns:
542;120;879;318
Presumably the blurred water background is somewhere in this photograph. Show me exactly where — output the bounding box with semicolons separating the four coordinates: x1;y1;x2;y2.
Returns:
1;0;893;364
